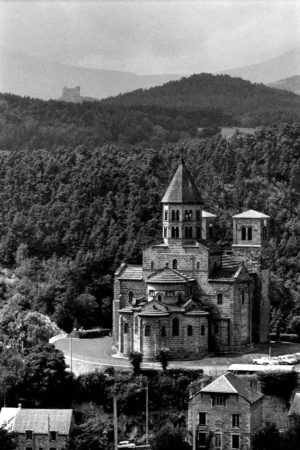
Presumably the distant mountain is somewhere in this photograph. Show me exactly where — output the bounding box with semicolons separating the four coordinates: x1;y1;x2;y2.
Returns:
0;49;181;100
268;75;300;96
102;73;300;125
220;48;300;84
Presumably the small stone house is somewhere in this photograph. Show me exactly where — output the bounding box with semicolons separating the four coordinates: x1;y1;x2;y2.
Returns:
0;405;74;450
188;372;263;450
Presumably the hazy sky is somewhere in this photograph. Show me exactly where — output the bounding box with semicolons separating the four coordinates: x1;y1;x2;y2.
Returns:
1;0;299;75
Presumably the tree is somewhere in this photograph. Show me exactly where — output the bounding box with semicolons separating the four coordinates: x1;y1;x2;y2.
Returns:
156;347;172;371
0;427;17;450
252;423;283;450
290;316;300;341
152;423;190;450
129;352;143;375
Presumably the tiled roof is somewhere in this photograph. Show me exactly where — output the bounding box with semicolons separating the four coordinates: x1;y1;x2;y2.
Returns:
222;254;240;269
0;408;73;435
232;209;270;219
196;239;222;253
117;264;143;281
201;372;262;403
147;267;195;284
208;268;237;282
202;210;217;218
162;161;201;204
288;393;300;416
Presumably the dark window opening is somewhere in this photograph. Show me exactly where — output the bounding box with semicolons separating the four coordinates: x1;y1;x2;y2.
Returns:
185;210;189;221
176;210;180;221
197;432;207;448
198;412;206;426
145;325;151;337
197;226;201;239
50;431;57;441
189;210;193;220
209;225;213;239
197;262;200;270
175;227;179;238
196;210;201;221
248;227;252;241
212;394;227;406
263;226;267;240
217;293;223;305
187;325;193;336
134;317;138;334
164;210;168;220
151;261;154;270
232;435;240;449
25;430;33;440
157;294;162;301
172;318;179;336
171;227;175;238
201;325;205;336
172;259;177;269
161;326;166;337
172;210;175;221
241;226;246;241
129;291;133;303
215;434;221;449
177;293;182;304
124;323;129;334
241;291;245;305
232;414;240;428
185;227;189;238
189;227;193;238
163;226;167;238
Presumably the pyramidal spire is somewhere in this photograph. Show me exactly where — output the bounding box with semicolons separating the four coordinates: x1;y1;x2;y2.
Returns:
162;160;201;204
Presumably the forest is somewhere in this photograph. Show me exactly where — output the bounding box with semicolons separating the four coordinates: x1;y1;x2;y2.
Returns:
102;73;300;126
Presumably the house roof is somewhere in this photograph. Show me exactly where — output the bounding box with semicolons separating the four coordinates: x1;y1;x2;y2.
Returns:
288;393;300;416
147;267;195;284
0;408;73;435
208;268;238;282
232;209;270;219
116;264;143;281
200;372;262;404
196;239;222;253
162;161;201;204
202;210;217;218
222;254;240;270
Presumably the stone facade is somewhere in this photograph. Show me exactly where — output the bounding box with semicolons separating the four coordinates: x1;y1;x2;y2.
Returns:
188;373;264;450
113;161;270;359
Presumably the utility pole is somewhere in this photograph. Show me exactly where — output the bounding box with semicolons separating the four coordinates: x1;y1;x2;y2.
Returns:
146;381;149;445
113;394;118;450
70;331;73;373
192;394;196;450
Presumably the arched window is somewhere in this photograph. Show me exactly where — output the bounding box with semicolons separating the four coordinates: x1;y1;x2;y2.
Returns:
129;291;133;303
172;318;179;336
175;227;179;238
124;322;129;334
248;227;252;241
262;226;267;241
161;326;166;337
157;294;162;302
189;210;193;220
197;262;200;270
201;325;205;336
176;210;180;221
145;325;151;337
171;227;175;238
172;210;175;221
241;226;246;241
217;293;223;305
185;227;189;238
187;325;193;336
209;224;213;239
185;210;189;221
172;259;177;270
163;226;167;238
189;227;193;238
151;261;154;270
134;316;139;334
164;210;168;220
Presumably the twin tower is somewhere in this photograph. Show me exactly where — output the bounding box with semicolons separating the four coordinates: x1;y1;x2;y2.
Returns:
113;160;270;359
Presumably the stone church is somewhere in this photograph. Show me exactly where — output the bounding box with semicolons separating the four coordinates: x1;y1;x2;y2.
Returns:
113;160;270;359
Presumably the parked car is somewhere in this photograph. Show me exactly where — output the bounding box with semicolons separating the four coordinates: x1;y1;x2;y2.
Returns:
253;357;273;365
278;354;297;365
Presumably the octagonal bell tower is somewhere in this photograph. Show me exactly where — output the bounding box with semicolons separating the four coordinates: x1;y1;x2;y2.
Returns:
161;159;202;245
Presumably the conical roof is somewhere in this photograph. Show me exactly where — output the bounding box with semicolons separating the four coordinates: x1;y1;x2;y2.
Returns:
162;160;201;204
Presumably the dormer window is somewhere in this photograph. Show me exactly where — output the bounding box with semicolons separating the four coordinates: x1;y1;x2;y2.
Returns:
25;430;33;440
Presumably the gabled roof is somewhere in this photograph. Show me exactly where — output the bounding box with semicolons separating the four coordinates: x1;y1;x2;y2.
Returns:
208;268;238;282
162;160;201;204
232;209;270;219
138;299;169;317
200;372;262;404
147;267;195;284
0;408;73;435
288;393;300;416
222;254;240;270
196;239;222;253
115;263;143;281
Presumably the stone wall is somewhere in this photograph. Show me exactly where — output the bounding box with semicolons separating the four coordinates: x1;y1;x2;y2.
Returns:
17;433;69;449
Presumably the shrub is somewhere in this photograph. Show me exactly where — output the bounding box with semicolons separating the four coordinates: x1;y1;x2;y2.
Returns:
129;352;143;375
258;370;298;404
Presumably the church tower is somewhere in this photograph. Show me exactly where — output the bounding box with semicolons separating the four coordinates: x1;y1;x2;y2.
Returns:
161;159;203;245
231;209;270;343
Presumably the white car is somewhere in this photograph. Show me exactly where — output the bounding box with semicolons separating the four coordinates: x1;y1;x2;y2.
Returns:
252;357;273;365
277;354;297;365
118;442;136;448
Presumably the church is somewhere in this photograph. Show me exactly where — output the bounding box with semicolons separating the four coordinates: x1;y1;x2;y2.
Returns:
112;160;270;359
